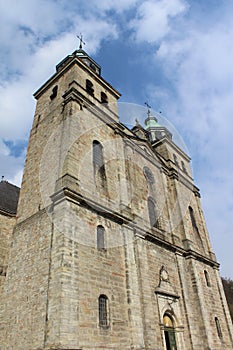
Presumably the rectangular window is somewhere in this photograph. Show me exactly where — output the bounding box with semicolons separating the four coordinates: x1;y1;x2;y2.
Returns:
97;225;105;249
99;295;109;328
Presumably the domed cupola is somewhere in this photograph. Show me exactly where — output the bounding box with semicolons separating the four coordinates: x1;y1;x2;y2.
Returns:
144;108;172;143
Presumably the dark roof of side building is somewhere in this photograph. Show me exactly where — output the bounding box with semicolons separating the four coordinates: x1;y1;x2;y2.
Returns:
0;180;20;215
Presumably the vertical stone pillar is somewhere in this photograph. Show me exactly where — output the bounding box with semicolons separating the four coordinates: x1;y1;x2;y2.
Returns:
123;227;145;350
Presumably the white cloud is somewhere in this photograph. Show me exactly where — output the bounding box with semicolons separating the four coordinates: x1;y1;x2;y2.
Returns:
93;0;138;12
130;0;188;43
9;168;24;188
0;10;118;141
0;0;120;81
0;0;69;78
0;139;10;157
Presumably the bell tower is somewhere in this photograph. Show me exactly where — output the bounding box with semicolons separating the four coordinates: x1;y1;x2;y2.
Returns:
1;46;134;350
17;45;121;222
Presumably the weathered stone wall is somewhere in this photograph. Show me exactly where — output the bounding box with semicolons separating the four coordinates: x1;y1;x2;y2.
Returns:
46;201;133;349
0;210;52;350
0;213;16;291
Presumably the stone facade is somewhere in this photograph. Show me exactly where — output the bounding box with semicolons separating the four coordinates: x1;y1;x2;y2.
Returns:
0;48;233;350
0;212;16;294
0;180;19;343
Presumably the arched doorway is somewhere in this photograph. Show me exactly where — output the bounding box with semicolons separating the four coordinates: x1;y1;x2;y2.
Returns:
163;314;177;350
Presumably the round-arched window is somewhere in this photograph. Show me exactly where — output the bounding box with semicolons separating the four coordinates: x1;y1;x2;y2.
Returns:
163;314;174;328
163;314;177;350
143;166;155;184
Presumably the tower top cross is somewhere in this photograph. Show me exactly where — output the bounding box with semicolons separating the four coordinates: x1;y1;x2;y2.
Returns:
77;34;86;49
145;101;151;117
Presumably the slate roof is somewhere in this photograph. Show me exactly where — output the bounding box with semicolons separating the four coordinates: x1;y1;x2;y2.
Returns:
0;180;20;215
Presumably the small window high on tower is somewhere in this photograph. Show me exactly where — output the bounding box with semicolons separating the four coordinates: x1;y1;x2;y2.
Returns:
50;85;58;100
86;79;94;96
101;92;108;104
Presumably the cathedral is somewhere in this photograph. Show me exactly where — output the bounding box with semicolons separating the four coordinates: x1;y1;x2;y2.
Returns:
0;45;233;350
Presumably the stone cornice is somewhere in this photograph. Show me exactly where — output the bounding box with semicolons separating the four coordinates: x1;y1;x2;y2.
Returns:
144;230;219;269
34;56;121;100
50;178;219;269
51;186;133;226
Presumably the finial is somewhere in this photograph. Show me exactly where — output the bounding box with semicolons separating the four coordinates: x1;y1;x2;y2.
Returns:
135;118;140;126
77;33;86;49
145;101;151;117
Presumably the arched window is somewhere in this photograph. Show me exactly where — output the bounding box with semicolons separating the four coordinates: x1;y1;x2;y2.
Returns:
204;270;211;287
50;85;58;100
101;92;108;104
189;206;199;233
143;166;155;184
181;160;187;174
173;154;179;167
163;314;177;350
189;206;204;250
86;79;94;96
93;140;106;187
97;225;105;249
215;317;222;338
144;166;155;199
98;295;109;328
93;140;104;168
148;197;158;228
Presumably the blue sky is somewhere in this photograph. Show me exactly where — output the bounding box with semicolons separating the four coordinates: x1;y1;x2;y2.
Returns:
0;0;233;278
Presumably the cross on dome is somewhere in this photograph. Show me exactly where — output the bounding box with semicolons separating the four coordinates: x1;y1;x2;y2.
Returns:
145;101;151;117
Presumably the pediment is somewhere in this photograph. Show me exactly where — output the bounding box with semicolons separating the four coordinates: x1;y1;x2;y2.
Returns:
135;140;161;164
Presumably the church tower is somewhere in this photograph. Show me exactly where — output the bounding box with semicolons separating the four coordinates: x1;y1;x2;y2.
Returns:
1;44;233;350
